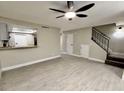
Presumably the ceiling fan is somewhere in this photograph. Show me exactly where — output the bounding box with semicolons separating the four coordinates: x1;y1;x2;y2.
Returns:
49;1;95;21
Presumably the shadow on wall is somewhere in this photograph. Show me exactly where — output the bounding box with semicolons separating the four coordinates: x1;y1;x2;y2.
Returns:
95;23;124;54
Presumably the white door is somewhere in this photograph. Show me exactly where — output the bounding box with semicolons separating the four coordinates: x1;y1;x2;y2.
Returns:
66;33;73;54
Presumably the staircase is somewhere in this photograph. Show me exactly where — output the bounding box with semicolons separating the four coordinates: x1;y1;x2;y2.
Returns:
92;27;124;68
106;54;124;68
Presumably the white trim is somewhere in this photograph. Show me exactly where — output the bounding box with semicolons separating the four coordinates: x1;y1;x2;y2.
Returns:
67;53;89;59
122;69;124;80
63;52;105;63
88;57;105;63
1;55;61;72
69;54;83;57
62;52;83;57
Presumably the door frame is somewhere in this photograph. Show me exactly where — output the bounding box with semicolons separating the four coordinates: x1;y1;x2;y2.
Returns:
66;33;74;54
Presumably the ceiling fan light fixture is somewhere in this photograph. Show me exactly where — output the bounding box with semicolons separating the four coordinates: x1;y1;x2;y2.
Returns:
49;1;95;20
65;12;76;18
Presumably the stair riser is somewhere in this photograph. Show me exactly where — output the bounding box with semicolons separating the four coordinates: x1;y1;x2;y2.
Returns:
107;57;124;63
105;60;124;68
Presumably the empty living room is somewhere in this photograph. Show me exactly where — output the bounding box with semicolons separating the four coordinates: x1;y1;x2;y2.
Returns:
0;0;124;92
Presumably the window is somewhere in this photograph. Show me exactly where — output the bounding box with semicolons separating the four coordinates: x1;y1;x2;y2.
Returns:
0;24;37;49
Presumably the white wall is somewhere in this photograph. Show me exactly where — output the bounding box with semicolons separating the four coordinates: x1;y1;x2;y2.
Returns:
63;27;107;62
0;17;61;69
95;23;124;53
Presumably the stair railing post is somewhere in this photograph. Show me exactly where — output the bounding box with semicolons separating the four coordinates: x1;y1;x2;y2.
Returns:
107;39;109;53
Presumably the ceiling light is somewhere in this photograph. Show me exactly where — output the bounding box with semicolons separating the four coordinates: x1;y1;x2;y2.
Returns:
65;12;76;18
113;28;124;38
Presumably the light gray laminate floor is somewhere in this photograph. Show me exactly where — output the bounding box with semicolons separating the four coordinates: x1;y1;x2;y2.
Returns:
0;55;124;91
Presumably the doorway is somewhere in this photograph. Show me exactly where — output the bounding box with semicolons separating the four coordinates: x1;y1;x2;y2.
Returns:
66;33;74;54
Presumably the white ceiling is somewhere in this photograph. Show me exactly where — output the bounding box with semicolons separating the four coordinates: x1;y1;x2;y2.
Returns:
0;1;124;31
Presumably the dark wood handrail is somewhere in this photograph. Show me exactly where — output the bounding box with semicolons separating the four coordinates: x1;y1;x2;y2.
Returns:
92;27;110;53
92;29;110;40
92;27;110;39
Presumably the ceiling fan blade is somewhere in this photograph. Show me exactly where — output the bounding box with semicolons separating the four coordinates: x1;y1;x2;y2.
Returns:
76;14;88;17
67;1;74;9
56;15;64;18
49;8;66;13
75;3;95;12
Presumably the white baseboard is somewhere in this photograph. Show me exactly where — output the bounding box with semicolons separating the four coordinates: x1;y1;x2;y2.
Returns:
62;52;82;57
67;53;89;59
62;52;105;63
88;57;105;63
1;55;61;72
122;70;124;80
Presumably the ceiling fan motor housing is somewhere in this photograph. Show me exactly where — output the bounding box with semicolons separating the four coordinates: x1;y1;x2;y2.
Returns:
69;18;72;21
67;1;74;9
